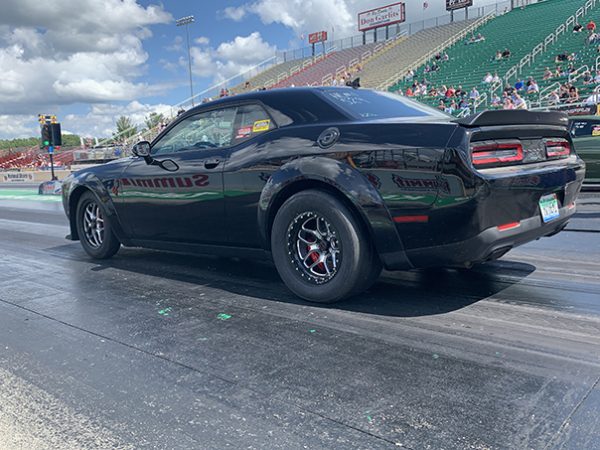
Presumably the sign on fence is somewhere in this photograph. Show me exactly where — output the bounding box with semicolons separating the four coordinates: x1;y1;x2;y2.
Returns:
358;2;406;32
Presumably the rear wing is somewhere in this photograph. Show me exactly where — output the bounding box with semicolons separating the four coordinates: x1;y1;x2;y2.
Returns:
454;110;568;128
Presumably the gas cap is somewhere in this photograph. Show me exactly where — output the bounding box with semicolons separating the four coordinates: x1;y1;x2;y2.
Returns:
317;127;340;149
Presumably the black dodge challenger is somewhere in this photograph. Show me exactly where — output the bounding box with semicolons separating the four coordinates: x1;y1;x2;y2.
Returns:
62;87;585;303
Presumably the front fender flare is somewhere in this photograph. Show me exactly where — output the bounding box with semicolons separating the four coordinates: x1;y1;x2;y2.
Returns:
258;156;412;270
66;173;130;245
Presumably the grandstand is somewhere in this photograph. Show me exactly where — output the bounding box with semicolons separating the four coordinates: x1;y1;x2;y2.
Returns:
361;18;484;89
230;57;312;93
390;0;599;113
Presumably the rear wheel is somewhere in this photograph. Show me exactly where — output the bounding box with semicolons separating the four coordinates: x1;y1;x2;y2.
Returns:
271;190;379;303
76;191;120;259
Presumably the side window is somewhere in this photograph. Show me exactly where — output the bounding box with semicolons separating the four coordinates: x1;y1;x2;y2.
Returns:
152;107;237;156
232;104;275;145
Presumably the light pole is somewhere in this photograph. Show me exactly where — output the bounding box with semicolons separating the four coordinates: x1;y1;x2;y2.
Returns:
176;15;195;107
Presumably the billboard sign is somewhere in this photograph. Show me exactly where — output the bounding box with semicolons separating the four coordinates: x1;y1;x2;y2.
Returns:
308;31;328;44
358;2;406;32
446;0;473;11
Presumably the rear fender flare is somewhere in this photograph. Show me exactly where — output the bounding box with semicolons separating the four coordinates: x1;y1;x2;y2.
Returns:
258;156;411;268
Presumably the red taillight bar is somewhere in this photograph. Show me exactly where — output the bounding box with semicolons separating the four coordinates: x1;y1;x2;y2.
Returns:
497;221;521;232
544;139;571;158
472;142;524;166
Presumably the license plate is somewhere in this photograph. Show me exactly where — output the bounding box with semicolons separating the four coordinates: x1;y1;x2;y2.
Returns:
539;194;560;223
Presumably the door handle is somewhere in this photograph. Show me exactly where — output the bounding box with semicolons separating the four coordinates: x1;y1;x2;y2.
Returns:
203;158;221;169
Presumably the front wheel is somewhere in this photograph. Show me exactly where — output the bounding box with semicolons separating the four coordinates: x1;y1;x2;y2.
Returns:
271;190;380;303
76;191;121;259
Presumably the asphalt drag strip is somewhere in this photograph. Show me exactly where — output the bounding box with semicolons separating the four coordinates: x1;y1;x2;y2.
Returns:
0;191;599;449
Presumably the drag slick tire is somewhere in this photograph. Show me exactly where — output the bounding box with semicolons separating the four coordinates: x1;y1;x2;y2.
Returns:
76;191;121;259
271;190;381;303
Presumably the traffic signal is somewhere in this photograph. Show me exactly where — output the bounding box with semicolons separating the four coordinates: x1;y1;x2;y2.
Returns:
50;123;62;147
41;124;51;147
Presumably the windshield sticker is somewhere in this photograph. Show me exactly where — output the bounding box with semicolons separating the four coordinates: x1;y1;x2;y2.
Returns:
592;125;600;136
236;126;252;139
252;119;270;133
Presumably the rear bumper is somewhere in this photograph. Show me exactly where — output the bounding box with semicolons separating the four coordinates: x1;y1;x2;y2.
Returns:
403;204;575;269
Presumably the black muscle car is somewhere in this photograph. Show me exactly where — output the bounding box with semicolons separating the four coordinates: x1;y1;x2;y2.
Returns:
62;88;585;303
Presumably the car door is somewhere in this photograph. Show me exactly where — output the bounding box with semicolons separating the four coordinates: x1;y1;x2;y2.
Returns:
571;118;600;182
222;103;278;247
117;106;237;244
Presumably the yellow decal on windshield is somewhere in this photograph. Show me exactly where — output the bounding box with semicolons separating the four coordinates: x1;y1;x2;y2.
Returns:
252;119;270;133
593;125;600;136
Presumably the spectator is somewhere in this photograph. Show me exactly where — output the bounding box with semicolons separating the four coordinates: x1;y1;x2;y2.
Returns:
494;50;502;61
435;52;442;61
405;69;415;81
587;20;596;33
446;86;456;98
503;98;515;109
442;53;449;61
437;99;446;111
483;72;493;83
515;79;525;91
555;52;568;63
429;87;438;97
469;87;480;100
588;32;600;44
491;93;502;106
527;80;539;93
583;71;593;84
459;98;471;113
492;72;501;83
573;23;583;33
512;93;528;109
543;67;553;80
559;83;570;100
568;86;580;103
594;71;600;83
548;91;561;105
431;62;439;72
406;87;414;97
502;48;511;58
585;91;600;104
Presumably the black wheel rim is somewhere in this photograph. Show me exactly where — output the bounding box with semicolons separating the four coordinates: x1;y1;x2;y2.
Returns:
82;201;104;249
287;212;340;285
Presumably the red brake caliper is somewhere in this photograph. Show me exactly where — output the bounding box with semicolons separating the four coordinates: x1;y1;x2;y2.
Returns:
307;245;325;272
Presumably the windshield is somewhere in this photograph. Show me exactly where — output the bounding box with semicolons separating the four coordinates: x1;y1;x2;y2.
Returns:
318;88;450;121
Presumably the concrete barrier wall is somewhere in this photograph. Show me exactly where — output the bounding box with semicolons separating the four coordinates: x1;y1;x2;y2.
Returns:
0;170;71;183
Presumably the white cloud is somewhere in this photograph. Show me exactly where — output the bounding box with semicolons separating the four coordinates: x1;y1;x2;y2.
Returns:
189;32;276;83
194;36;210;45
0;0;172;137
222;6;248;22
247;0;355;36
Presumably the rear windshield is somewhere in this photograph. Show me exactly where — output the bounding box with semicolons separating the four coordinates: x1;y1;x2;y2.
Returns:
318;88;449;120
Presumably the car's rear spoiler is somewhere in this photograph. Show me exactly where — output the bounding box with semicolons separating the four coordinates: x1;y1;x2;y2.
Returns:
453;110;569;128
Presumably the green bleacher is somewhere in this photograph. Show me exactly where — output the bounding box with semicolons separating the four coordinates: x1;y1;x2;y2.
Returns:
390;0;593;110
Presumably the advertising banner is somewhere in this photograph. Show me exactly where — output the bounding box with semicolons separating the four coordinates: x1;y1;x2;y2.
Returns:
446;0;473;11
358;2;406;32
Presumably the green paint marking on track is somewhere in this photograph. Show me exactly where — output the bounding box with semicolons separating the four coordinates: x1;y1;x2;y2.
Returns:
158;307;172;316
0;189;61;202
309;329;316;333
216;313;232;321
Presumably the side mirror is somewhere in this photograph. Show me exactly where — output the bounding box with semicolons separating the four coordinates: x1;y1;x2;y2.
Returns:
132;141;151;157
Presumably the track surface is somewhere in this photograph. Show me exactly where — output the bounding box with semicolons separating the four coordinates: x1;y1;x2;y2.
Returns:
0;187;599;449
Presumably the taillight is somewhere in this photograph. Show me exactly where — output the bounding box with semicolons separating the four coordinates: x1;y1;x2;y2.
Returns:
544;139;570;158
471;141;524;167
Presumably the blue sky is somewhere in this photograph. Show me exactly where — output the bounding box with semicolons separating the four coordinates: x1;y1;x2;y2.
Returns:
0;0;502;139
